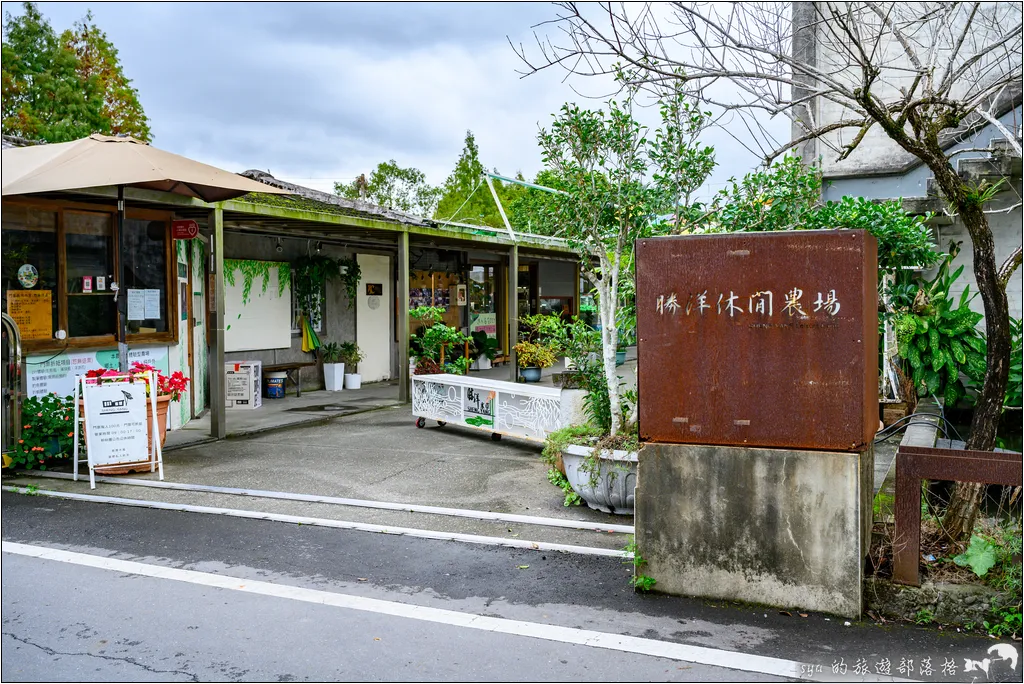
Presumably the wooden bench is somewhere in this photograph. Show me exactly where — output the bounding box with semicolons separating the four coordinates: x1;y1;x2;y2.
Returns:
263;362;317;398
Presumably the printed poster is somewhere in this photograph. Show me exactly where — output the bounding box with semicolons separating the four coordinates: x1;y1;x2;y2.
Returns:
25;347;170;398
6;289;52;340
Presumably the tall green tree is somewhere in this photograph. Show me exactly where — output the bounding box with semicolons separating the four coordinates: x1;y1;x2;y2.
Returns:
538;83;715;436
2;2;149;142
507;169;570;235
334;159;440;216
434;131;511;228
62;11;150;141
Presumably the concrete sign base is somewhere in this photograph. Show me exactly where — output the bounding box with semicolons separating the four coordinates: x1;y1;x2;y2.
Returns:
636;442;873;618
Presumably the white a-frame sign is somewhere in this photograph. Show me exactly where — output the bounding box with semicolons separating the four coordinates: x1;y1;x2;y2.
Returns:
73;371;164;489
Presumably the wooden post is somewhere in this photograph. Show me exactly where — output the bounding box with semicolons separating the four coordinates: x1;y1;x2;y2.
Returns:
398;230;410;403
208;206;226;439
464;339;470;375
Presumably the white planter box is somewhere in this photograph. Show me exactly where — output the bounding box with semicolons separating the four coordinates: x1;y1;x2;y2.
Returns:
344;373;362;390
472;356;492;371
324;363;345;391
411;373;586;443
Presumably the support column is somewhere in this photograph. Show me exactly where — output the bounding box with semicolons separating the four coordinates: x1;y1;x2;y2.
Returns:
208;207;226;439
507;244;518;381
398;230;411;403
573;261;581;317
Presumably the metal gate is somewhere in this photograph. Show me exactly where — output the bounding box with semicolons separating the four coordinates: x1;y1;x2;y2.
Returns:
1;313;22;463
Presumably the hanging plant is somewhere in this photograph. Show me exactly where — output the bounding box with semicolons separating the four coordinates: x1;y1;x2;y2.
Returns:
224;259;288;306
294;255;343;316
338;256;361;307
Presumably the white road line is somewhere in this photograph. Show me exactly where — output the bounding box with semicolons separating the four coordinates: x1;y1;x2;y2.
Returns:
2;486;628;558
1;541;844;682
23;470;635;535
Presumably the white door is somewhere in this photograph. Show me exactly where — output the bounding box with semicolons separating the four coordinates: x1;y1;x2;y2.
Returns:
356;254;391;383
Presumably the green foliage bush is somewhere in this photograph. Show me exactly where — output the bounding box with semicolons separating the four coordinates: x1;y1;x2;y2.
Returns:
10;393;78;470
892;244;986;405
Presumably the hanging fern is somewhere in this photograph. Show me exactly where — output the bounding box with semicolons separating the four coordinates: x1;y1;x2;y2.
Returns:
338;256;361;306
294;255;343;315
224;259;288;306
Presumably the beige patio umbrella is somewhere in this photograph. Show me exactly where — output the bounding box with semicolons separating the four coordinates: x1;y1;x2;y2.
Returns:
1;134;290;368
1;133;286;201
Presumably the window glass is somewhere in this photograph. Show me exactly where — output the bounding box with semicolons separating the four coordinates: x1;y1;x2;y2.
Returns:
469;265;497;339
1;206;58;340
123;218;168;334
540;296;573;320
65;211;116;337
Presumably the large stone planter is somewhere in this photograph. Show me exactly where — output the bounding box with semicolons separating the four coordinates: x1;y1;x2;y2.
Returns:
561;443;638;515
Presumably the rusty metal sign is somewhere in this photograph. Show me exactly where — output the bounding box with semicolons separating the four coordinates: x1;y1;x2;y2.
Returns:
636;230;878;451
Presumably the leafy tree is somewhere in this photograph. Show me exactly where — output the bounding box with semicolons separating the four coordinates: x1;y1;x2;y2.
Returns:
693;157;939;275
538;82;715;436
434;131;510;228
507;169;571;236
2;2;148;142
62;11;150;141
2;2;102;141
335;159;440;216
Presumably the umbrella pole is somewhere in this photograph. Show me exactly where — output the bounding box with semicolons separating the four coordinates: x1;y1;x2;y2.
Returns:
116;184;129;372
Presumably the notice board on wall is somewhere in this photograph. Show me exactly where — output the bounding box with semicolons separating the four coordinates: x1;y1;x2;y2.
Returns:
223;260;291;352
6;289;52;340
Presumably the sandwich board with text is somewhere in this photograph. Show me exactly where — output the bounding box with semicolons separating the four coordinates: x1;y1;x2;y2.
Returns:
73;371;164;489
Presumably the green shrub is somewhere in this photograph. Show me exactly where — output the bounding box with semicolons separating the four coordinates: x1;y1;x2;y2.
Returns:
10;393;79;470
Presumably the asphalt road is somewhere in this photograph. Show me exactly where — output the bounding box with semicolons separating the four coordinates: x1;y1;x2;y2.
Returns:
2;493;1017;682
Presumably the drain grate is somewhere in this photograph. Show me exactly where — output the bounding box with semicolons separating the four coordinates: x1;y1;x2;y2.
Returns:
284;404;363;412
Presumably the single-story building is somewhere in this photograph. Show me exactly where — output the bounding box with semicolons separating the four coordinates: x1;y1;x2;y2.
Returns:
1;136;584;439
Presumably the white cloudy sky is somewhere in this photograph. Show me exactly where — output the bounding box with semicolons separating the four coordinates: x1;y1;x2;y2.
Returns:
13;2;786;200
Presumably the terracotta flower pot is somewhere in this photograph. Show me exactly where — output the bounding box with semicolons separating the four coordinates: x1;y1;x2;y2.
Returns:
82;394;172;475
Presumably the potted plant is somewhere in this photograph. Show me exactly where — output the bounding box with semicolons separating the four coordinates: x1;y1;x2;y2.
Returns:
7;393;78;471
514;340;556;382
321;342;345;391
470;330;499;371
543;423;638;514
81;363;190;473
551;316;601;388
339;342;365;389
410;306;471;375
514;314;561;382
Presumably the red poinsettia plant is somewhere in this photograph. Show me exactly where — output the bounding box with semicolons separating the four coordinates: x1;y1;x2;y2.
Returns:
85;363;190;402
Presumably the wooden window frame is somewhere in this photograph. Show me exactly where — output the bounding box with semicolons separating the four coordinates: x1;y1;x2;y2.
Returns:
3;197;179;353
